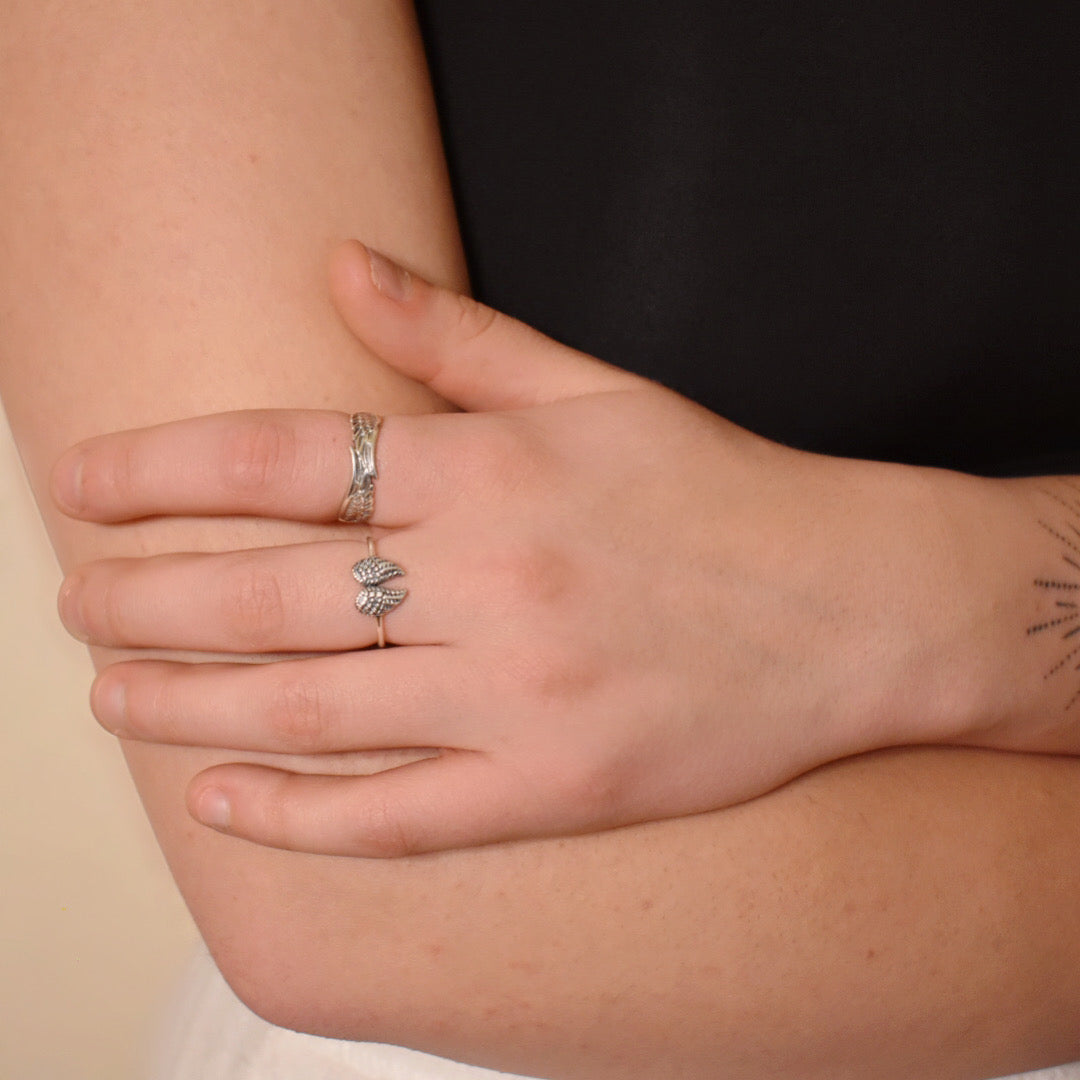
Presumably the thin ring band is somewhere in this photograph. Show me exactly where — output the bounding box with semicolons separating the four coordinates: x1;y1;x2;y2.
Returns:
352;536;407;647
338;412;382;523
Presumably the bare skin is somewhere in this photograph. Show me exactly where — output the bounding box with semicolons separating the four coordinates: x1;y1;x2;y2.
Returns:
2;3;1080;1078
49;247;1080;859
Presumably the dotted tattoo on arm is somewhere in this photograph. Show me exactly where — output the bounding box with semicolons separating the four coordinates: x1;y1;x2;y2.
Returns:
1031;480;1080;710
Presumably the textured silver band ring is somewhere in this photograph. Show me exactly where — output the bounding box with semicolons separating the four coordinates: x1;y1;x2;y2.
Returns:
338;412;382;523
353;536;406;648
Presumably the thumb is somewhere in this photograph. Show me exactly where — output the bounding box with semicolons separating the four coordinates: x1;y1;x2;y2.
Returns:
328;239;643;411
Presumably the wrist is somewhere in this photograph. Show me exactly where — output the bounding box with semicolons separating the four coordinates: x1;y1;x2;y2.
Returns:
819;460;1005;756
909;471;1080;754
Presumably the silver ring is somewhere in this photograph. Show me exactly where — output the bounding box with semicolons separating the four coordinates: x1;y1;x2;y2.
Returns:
353;536;406;647
338;412;381;523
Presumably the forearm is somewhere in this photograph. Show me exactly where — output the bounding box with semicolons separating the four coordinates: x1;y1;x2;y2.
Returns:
2;6;1080;1080
279;745;1080;1080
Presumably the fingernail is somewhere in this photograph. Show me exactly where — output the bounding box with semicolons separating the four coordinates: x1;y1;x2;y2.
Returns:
57;575;89;642
52;449;85;515
364;245;412;302
91;675;127;734
195;788;232;831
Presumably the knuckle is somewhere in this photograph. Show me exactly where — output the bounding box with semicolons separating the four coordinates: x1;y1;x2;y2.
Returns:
80;441;137;511
505;640;602;707
492;540;574;609
562;752;633;824
220;418;299;501
450;293;499;348
256;770;303;848
357;792;419;859
267;677;334;752
222;559;287;648
114;676;149;739
464;417;543;495
85;568;130;645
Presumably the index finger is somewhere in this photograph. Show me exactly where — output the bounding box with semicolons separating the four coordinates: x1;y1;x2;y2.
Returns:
49;408;452;526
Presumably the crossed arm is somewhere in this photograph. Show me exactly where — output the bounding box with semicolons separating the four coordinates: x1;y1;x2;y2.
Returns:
2;3;1080;1079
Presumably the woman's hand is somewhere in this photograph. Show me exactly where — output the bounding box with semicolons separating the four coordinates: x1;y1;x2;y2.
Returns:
49;241;1064;856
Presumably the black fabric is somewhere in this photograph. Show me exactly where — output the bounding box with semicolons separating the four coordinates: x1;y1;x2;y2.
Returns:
415;2;1079;475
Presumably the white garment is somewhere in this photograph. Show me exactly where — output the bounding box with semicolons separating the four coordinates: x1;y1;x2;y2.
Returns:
150;945;1080;1080
149;945;540;1080
1006;1071;1080;1080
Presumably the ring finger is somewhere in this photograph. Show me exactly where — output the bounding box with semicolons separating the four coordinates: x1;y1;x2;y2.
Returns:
59;535;444;653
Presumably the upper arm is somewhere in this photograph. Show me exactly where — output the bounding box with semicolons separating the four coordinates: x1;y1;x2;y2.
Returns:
0;0;465;1030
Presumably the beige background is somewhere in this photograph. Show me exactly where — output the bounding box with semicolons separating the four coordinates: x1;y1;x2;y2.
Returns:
0;411;196;1080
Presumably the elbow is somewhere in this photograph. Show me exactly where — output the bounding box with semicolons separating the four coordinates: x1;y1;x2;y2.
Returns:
194;891;395;1042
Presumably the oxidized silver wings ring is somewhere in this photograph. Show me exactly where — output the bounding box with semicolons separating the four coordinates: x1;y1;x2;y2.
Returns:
353;536;406;647
338;412;381;523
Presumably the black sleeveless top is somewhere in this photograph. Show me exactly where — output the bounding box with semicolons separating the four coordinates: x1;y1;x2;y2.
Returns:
415;2;1079;476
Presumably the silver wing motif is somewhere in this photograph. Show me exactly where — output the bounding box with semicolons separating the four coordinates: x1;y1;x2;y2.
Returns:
352;555;407;617
352;555;404;586
355;584;408;618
